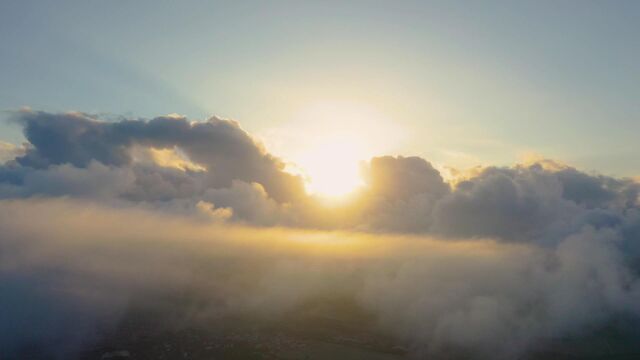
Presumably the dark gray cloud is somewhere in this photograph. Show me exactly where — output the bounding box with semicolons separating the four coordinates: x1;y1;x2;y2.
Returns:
352;157;639;247
431;163;639;245
353;156;450;232
364;155;449;201
430;165;577;242
10;110;305;202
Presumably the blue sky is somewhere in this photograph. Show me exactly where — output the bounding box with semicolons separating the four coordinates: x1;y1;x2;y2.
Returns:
1;1;639;175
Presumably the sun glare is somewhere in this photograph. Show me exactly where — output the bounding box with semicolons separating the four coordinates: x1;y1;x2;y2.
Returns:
263;100;405;199
297;138;365;198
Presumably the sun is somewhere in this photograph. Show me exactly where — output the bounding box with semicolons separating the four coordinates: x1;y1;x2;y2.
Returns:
296;137;365;198
263;100;405;199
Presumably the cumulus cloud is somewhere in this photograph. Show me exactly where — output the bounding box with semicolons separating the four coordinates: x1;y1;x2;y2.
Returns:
350;158;638;245
4;110;638;238
355;156;450;232
9;110;305;202
1;110;640;359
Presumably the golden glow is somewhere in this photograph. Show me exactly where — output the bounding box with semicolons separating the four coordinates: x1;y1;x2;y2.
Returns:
131;146;206;172
264;100;406;198
149;147;206;172
295;137;365;198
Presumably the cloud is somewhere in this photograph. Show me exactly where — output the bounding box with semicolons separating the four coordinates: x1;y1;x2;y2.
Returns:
347;156;450;232
1;111;640;358
10;110;305;202
4;111;638;240
364;156;450;201
430;164;577;241
348;157;639;247
0;141;25;164
0;199;639;359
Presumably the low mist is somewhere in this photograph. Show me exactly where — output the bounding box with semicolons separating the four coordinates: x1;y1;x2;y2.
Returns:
2;199;639;359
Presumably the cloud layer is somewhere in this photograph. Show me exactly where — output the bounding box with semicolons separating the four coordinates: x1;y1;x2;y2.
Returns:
1;111;640;359
2;199;639;359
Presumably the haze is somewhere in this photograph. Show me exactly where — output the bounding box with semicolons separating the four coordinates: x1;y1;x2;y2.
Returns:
1;2;640;360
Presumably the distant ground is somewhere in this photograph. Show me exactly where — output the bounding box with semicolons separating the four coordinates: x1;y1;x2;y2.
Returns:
77;294;406;360
40;293;640;360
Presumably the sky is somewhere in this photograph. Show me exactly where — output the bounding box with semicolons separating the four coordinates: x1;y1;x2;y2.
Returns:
1;0;639;177
2;3;640;359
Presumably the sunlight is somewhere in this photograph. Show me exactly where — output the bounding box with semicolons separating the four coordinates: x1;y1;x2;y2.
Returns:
296;137;365;198
264;100;405;199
